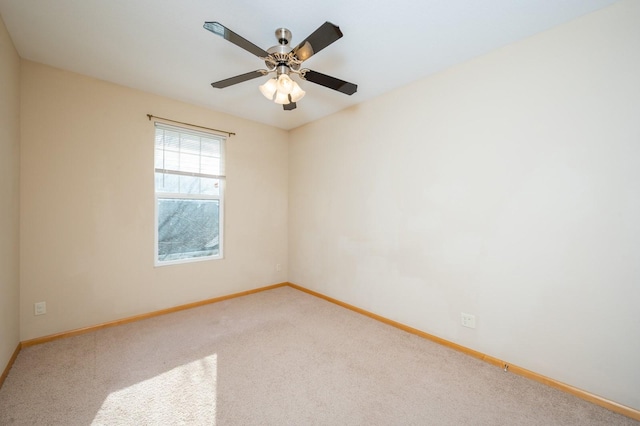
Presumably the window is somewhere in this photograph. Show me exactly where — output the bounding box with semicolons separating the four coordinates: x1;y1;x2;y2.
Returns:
154;123;225;265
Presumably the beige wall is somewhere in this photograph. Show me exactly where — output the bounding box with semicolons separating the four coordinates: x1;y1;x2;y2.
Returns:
0;14;20;374
19;61;289;340
289;0;640;410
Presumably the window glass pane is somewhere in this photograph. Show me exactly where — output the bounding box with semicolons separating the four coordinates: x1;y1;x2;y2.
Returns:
157;198;220;261
201;178;219;196
157;173;179;193
155;172;164;191
179;175;201;194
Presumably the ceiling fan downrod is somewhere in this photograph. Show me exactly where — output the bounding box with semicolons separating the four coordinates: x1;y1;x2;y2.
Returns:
275;28;292;45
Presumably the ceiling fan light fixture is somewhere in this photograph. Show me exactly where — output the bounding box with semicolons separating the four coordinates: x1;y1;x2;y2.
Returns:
260;74;304;105
289;82;306;103
274;91;290;105
276;74;294;95
259;78;278;100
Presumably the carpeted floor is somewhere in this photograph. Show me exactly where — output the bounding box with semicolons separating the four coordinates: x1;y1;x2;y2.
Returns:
0;286;637;425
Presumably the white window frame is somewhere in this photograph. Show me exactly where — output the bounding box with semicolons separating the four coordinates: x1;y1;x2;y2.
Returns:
153;122;225;266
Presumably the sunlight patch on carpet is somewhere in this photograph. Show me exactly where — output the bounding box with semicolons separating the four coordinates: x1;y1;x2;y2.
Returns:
93;354;218;424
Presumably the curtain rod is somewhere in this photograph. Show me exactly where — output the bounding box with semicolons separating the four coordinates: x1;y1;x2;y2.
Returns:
147;114;236;137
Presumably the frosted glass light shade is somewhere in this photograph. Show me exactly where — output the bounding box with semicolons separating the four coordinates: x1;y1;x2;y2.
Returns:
259;78;278;99
277;74;294;95
274;91;290;105
259;74;305;105
289;82;306;102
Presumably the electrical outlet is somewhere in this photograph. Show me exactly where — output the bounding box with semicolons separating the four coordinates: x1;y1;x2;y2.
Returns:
34;301;47;316
276;263;282;272
461;312;476;328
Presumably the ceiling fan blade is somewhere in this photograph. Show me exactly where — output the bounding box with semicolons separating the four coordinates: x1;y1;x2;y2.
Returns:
204;21;269;58
292;22;343;62
211;70;266;89
302;70;357;95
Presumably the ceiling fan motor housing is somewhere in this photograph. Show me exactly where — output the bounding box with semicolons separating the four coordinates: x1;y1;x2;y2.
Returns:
266;30;300;72
275;28;292;45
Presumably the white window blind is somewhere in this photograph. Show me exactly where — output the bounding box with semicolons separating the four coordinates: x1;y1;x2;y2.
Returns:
154;123;225;194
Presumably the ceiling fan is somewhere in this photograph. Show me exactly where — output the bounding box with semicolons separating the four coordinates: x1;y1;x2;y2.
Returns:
203;21;358;111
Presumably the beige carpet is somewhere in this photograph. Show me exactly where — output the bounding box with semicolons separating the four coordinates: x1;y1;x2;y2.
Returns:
0;286;637;425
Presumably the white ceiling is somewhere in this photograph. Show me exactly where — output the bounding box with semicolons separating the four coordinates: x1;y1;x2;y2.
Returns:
0;0;620;130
